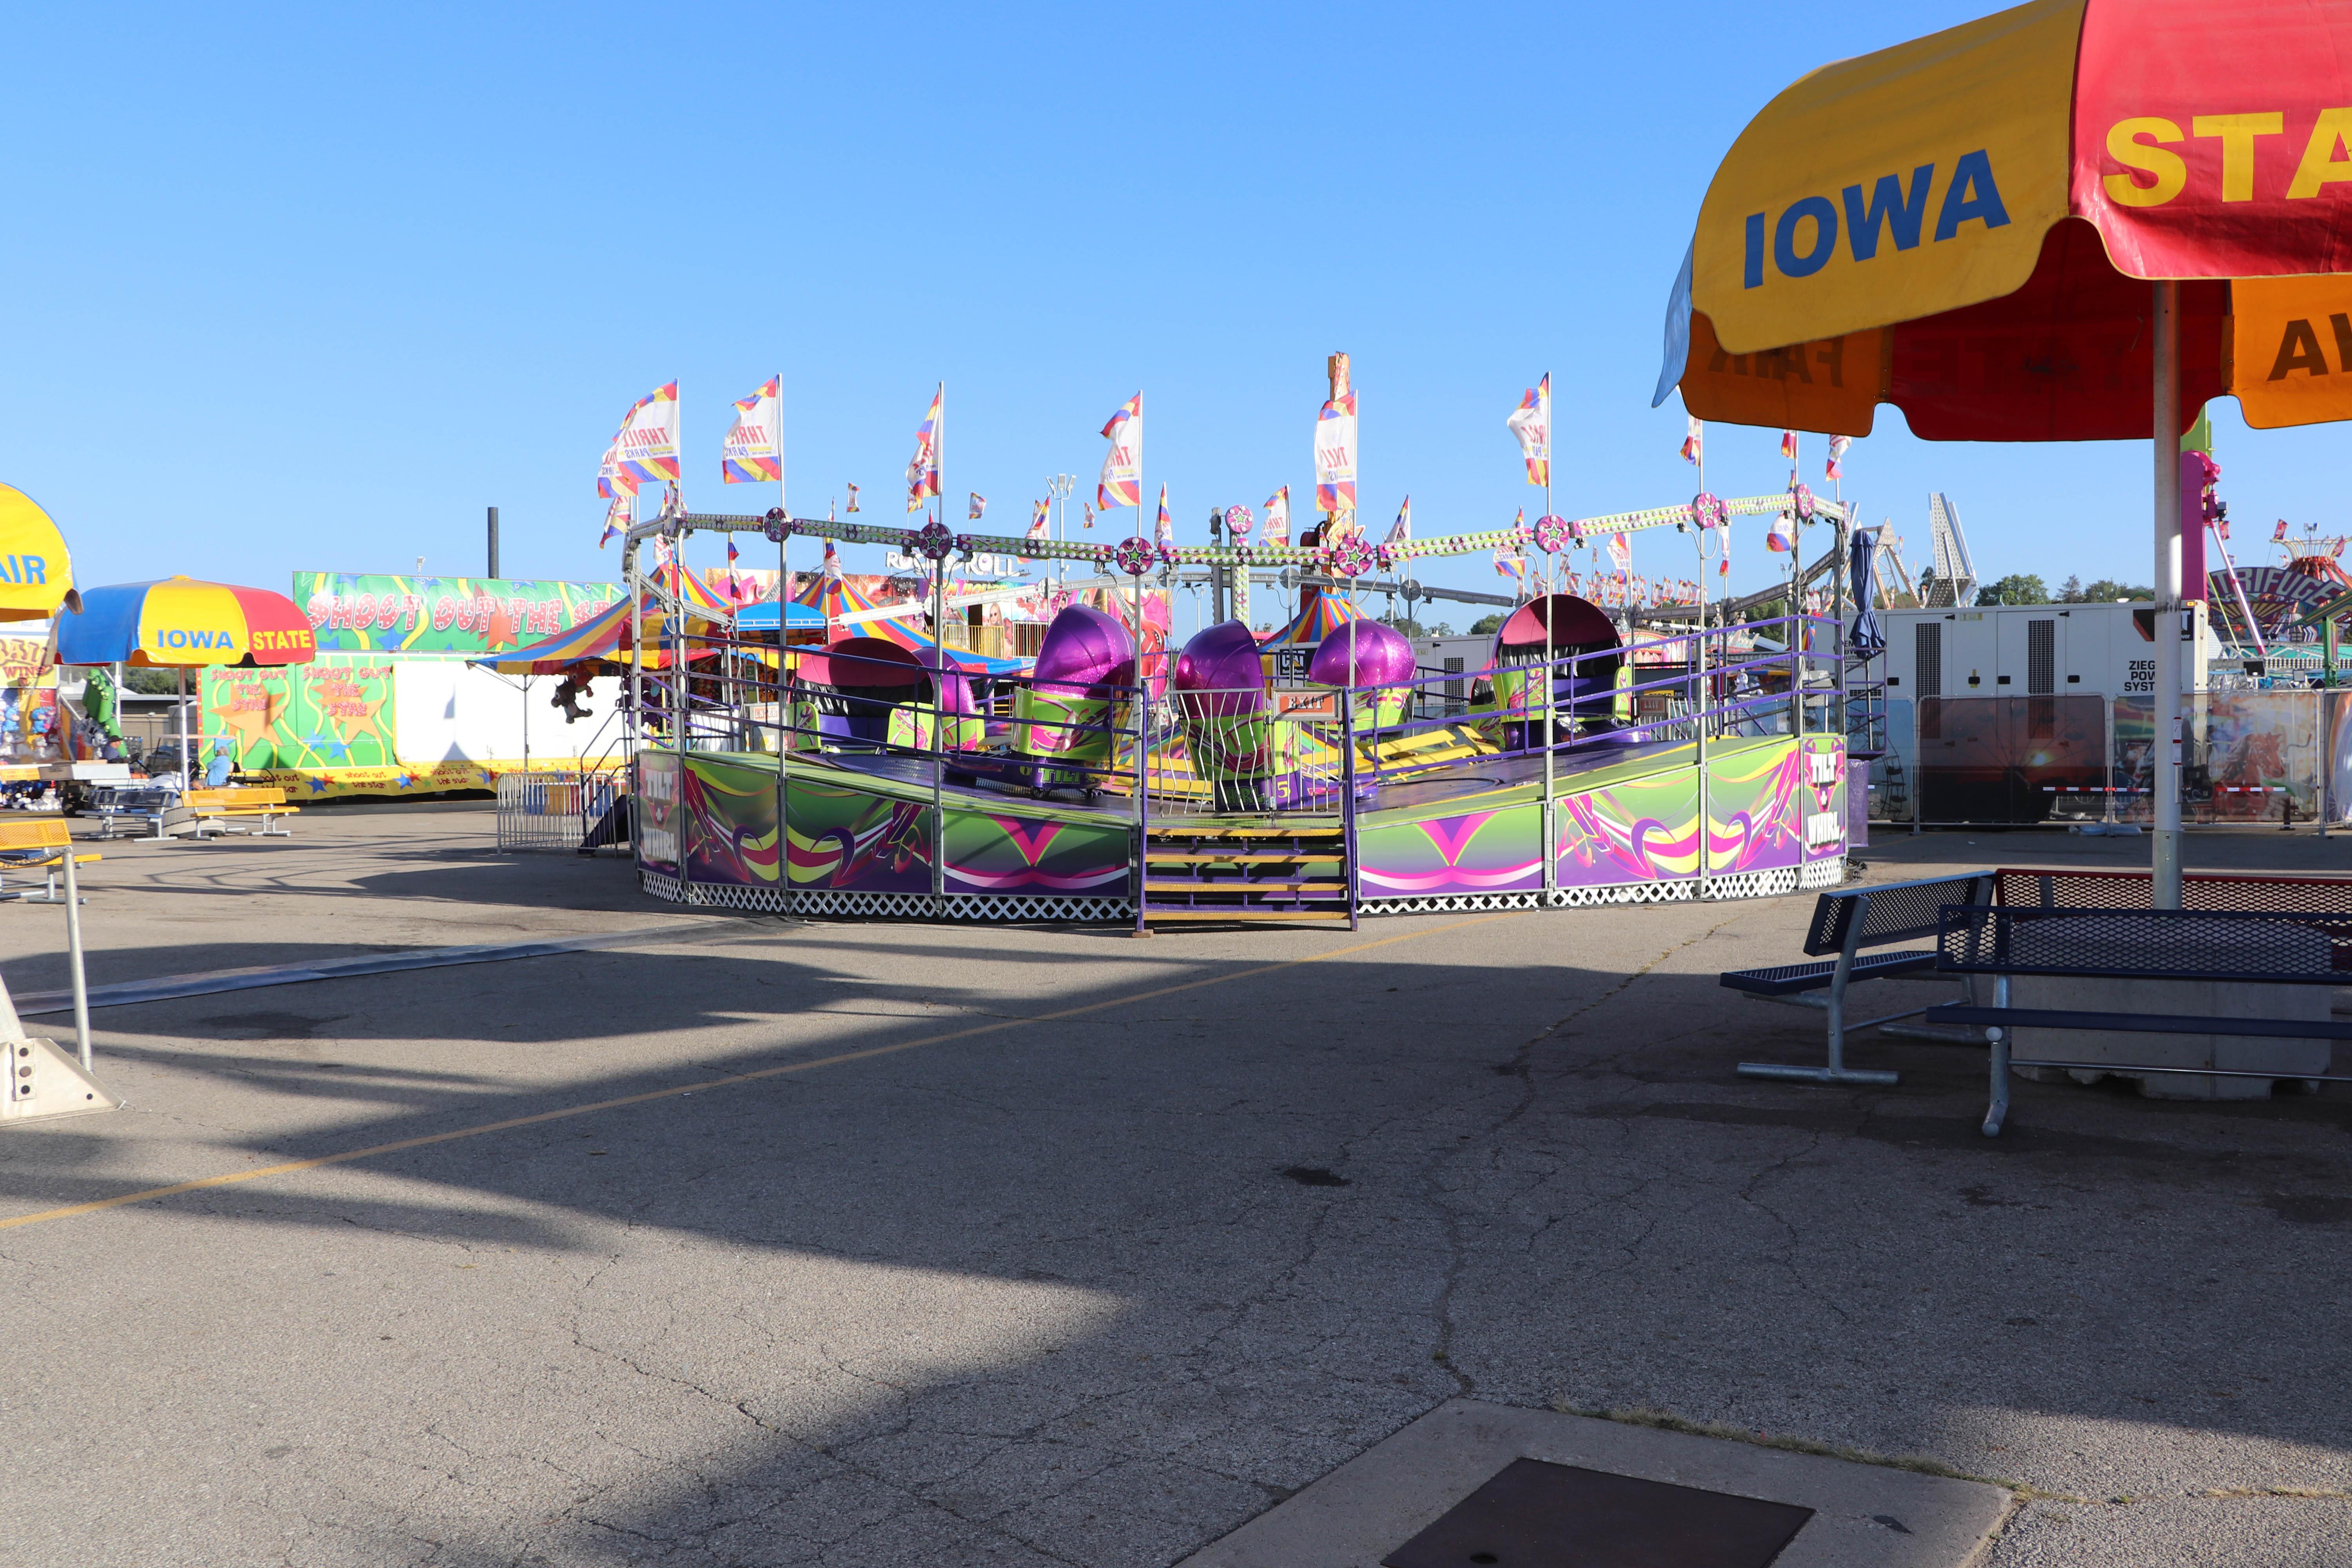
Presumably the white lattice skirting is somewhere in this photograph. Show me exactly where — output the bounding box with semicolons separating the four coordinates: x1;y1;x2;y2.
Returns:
638;870;1132;923
647;859;1840;923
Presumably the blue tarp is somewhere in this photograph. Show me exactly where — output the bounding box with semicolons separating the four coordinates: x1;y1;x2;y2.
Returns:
1849;528;1885;657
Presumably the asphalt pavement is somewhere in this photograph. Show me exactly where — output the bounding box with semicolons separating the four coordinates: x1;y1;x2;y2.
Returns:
0;806;2345;1566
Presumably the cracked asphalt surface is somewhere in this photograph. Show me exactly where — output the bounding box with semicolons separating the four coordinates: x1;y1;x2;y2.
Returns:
0;807;2347;1565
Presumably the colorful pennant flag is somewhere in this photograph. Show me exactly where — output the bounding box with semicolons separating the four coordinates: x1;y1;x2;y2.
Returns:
1154;484;1173;545
1315;391;1358;517
1607;532;1632;573
1098;393;1143;510
2275;519;2291;541
846;482;860;513
722;376;782;484
1825;434;1851;482
1082;501;1096;530
1766;512;1795;553
906;385;943;513
1493;546;1526;582
1506;376;1550;488
597;434;639;500
1778;429;1798;461
968;493;987;521
615;383;682;485
1264;486;1291;546
1680;416;1703;466
1386;496;1412;545
598;492;631;549
822;540;842;583
1027;499;1050;539
725;537;743;601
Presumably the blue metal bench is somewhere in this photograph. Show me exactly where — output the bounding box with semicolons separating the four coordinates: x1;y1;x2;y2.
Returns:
1928;904;2352;1136
1725;871;1994;1086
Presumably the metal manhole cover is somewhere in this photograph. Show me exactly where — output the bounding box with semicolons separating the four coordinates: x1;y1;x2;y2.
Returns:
1381;1458;1814;1568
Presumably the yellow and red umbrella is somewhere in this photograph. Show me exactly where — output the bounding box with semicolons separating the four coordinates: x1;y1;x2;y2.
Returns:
1653;0;2352;906
1657;0;2352;439
0;484;75;622
56;576;315;667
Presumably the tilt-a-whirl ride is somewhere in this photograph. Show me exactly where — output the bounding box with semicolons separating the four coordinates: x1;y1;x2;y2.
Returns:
548;489;1856;931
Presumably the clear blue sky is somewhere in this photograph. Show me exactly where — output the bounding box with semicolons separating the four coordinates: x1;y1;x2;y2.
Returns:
7;3;2343;627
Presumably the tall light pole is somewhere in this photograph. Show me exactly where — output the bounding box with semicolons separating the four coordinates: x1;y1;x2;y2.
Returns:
1045;472;1076;592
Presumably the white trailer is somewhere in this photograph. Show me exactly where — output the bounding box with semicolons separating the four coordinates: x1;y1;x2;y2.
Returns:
1866;600;2217;822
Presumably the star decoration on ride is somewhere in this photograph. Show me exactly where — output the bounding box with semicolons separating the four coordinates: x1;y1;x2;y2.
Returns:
913;519;956;561
1322;535;1377;578
1532;514;1573;554
1788;483;1816;521
1688;492;1729;530
1111;535;1159;576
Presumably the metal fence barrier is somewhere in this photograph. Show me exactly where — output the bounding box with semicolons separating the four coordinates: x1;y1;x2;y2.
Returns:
496;769;622;851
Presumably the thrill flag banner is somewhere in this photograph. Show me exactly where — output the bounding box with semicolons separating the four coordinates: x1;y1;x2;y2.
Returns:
614;383;681;485
1264;486;1291;545
1315;390;1358;517
906;385;943;512
1098;392;1142;510
1506;375;1551;487
722;376;782;483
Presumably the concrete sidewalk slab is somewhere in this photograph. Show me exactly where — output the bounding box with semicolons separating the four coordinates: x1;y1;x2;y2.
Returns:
1177;1399;2015;1568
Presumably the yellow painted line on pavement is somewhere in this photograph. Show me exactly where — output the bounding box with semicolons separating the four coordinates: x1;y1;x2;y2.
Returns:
1;913;1519;1232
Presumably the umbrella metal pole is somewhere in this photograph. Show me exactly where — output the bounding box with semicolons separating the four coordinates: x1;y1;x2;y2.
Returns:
2152;281;2183;909
176;668;189;799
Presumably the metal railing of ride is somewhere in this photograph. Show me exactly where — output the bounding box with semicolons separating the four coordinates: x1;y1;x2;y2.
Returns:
639;630;1160;801
495;767;625;851
639;609;1841;823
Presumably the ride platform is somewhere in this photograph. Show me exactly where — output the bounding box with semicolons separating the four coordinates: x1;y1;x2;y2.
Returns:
633;727;1849;924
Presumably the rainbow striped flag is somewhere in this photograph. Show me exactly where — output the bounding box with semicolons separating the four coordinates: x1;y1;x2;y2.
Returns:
1098;393;1142;510
1506;376;1550;488
906;385;943;512
1315;391;1357;516
1154;484;1173;544
616;383;681;485
722;376;782;484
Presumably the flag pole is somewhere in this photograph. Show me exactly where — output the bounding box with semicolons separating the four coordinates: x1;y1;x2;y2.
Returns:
1695;426;1710;899
776;371;792;917
1540;374;1556;903
1131;441;1150;939
932;383;948;909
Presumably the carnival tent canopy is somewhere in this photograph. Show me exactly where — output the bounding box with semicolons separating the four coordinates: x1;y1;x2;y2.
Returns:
0;485;74;623
1259;587;1361;649
468;590;725;675
58;577;315;668
1654;0;2352;441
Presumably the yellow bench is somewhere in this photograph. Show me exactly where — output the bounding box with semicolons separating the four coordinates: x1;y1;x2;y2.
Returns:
181;785;299;838
0;817;100;903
